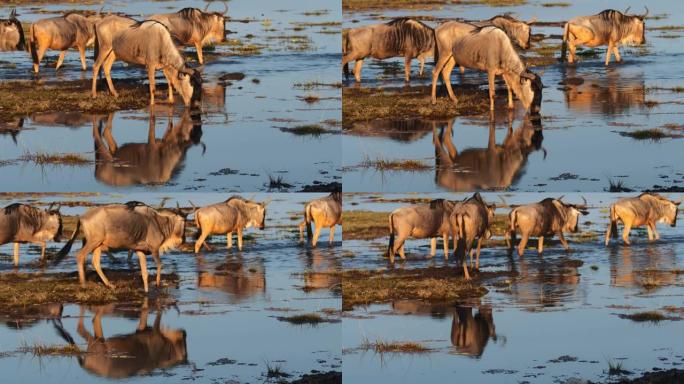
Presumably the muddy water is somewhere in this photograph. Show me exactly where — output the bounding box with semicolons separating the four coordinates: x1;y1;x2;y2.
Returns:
0;0;341;192
343;0;684;192
0;193;341;383
343;192;684;383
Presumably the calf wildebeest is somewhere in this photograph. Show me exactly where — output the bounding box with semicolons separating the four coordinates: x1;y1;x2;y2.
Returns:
449;193;496;280
93;109;203;186
98;20;202;106
505;197;588;257
342;17;435;82
91;14;137;98
0;9;26;51
192;196;269;253
299;192;342;247
57;202;187;292
150;3;228;64
451;306;497;357
561;8;647;65
432;25;543;112
387;199;457;263
0;203;62;266
29;12;102;74
434;114;544;191
605;193;681;246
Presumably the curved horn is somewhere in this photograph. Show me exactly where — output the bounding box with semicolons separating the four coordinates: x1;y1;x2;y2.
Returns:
542;147;548;160
176;201;181;210
497;195;508;207
557;195;565;202
527;16;537;25
204;0;212;12
200;142;207;155
188;200;198;210
674;195;684;205
48;202;55;211
222;1;228;15
97;6;104;16
642;6;649;18
624;6;631;14
263;196;273;206
159;197;169;208
579;196;588;208
10;8;17;19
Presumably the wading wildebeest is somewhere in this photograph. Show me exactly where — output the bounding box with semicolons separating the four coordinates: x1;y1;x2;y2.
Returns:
192;196;269;253
29;12;102;74
605;193;681;245
299;192;342;247
387;199;457;263
561;8;647;65
432;25;543;112
93;109;203;186
91;14;137;98
0;203;62;266
57;202;187;292
449;193;496;280
99;20;202;106
505;197;588;257
342;17;435;82
0;9;26;51
150;4;227;65
451;306;497;357
434;114;544;191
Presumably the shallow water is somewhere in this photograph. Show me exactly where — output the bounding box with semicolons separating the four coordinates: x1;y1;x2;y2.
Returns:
342;192;684;383
0;192;341;383
0;0;341;192
343;0;684;192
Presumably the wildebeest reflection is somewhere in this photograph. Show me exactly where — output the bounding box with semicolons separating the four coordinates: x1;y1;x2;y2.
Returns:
93;109;203;186
302;248;341;291
562;67;646;115
507;256;582;308
2;303;62;330
609;245;678;289
433;115;544;191
197;258;266;303
0;117;23;144
451;306;497;357
345;119;433;142
31;111;102;128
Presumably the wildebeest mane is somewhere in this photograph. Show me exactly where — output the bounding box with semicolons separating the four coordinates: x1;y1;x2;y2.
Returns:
330;191;342;203
4;203;43;233
132;19;183;46
383;17;434;56
124;201;150;210
176;7;220;40
596;9;642;39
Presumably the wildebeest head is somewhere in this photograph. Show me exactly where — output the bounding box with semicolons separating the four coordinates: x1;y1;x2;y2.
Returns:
251;199;270;230
0;9;26;51
620;7;648;46
203;1;228;44
519;70;543;114
650;194;681;228
46;203;63;242
484;203;496;239
491;15;533;49
174;67;203;107
552;197;588;233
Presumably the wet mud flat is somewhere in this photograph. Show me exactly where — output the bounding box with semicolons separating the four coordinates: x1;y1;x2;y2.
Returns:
0;0;341;192
342;0;684;193
342;192;684;383
0;192;341;384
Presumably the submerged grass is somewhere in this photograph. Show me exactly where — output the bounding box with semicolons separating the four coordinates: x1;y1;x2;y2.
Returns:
356;155;431;172
279;124;333;136
618;311;668;323
619;128;670;141
18;341;81;357
19;151;91;166
343;0;525;10
360;338;432;354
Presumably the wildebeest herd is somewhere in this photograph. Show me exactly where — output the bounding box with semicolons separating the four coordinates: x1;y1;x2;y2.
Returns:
0;3;229;106
387;192;681;279
343;7;649;113
0;192;342;293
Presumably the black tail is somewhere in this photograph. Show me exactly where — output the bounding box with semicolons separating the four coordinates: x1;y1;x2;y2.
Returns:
28;24;38;67
342;30;350;77
54;219;80;264
93;25;99;63
305;204;313;241
560;23;569;61
386;214;395;258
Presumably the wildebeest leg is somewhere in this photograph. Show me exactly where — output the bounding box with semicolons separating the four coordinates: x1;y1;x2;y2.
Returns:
152;251;161;287
312;225;321;248
195;42;204;64
443;233;449;260
622;220;632;245
13;242;19;267
605;42;615;66
77;242;99;288
475;238;482;270
34;44;48;74
558;232;569;250
652;223;660;240
40;241;46;261
55;51;66;70
135;251;149;293
462;251;471;280
429;237;437;258
78;46;86;71
147;66;157;105
298;220;306;244
329;225;335;245
418;56;425;77
393;233;407;261
537;236;544;254
502;74;514;109
431;53;451;103
102;53;119;97
567;38;576;64
162;68;175;104
194;229;211;253
226;231;233;249
237;227;244;251
353;59;364;82
92;247;115;289
92;49;109;98
442;58;458;104
517;232;529;257
646;224;654;241
487;71;496;111
404;56;411;82
613;46;622;63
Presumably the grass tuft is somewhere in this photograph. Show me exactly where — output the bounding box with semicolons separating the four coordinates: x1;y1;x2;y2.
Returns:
18;341;81;357
618;311;668;323
360;338;432;354
19;151;90;166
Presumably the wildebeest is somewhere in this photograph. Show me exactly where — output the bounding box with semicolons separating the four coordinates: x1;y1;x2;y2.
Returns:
431;25;543;112
150;4;227;65
0;203;62;266
57;202;187;292
299;192;342;247
342;17;435;82
387;199;457;263
605;193;681;245
433;114;544;191
505;197;588;256
561;8;647;65
0;9;26;51
449;193;496;280
192;196;269;253
91;14;137;98
451;306;497;357
474;15;534;50
98;20;202;106
29;12;102;74
93;109;203;186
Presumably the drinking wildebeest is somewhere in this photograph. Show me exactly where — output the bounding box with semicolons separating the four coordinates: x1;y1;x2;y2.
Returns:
561;8;648;66
505;197;588;256
605;193;681;246
29;11;102;74
449;193;496;280
91;14;137;98
0;203;62;266
434;114;544;191
431;25;543;112
299;192;342;247
451;306;497;358
0;9;26;51
342;17;435;82
387;199;457;263
149;3;228;65
93;109;203;186
98;20;202;106
57;202;187;292
192;196;269;253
